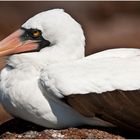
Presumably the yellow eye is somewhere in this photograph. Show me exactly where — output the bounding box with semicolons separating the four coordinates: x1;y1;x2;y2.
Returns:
33;30;41;37
31;29;41;38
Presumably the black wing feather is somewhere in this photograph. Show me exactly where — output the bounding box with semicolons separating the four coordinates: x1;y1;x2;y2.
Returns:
63;90;140;132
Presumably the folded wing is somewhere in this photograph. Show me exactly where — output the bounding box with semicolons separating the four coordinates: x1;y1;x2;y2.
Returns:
40;48;140;132
64;90;140;132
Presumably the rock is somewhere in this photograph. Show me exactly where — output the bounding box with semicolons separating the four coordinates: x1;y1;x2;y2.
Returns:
1;118;137;139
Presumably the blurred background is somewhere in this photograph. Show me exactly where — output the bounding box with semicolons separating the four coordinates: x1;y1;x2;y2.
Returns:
1;1;140;124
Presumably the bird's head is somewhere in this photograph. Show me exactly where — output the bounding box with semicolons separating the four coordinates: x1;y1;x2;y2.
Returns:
0;9;85;68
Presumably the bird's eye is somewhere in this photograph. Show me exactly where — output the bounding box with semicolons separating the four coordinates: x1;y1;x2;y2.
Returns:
30;29;42;38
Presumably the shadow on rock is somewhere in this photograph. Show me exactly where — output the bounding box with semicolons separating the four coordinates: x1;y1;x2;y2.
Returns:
81;125;140;139
0;118;45;135
1;118;140;139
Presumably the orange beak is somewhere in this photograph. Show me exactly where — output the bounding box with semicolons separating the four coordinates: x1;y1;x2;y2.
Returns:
0;29;39;57
0;29;39;69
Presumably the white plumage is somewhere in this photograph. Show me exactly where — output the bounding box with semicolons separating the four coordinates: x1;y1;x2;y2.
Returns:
41;48;140;95
0;9;140;132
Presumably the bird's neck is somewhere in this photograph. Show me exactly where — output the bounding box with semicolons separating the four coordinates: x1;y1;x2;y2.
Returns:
8;40;85;69
7;41;85;71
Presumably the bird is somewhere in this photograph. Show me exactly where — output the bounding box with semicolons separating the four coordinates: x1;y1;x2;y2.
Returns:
0;9;140;132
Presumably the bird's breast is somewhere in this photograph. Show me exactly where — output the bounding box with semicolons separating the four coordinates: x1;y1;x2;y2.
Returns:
0;64;40;113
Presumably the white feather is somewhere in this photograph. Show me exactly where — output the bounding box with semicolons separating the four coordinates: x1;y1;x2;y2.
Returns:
41;48;140;97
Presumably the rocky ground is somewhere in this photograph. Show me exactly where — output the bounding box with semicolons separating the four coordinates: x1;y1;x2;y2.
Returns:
0;106;140;139
1;118;140;139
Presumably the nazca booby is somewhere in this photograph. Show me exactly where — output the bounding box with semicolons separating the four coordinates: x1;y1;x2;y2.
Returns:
0;9;140;132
